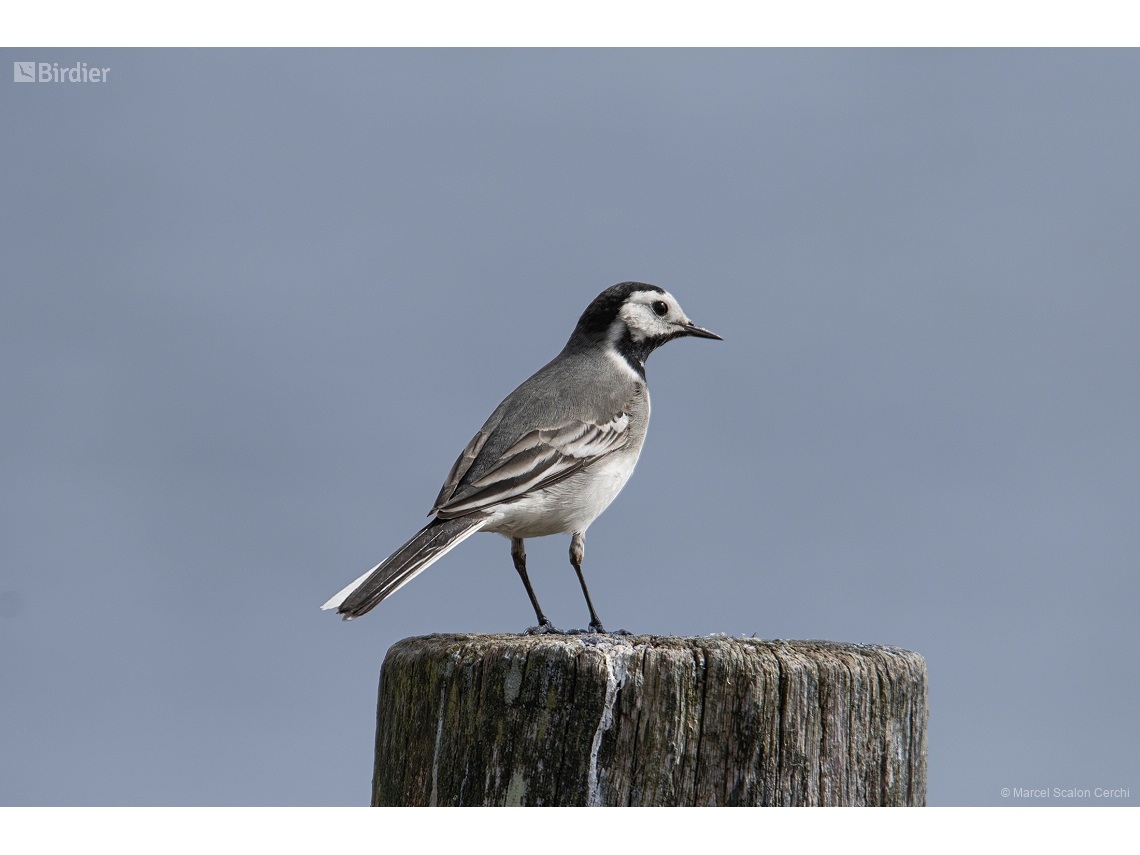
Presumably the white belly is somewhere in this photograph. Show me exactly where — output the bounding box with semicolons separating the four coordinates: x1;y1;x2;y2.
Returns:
482;446;642;539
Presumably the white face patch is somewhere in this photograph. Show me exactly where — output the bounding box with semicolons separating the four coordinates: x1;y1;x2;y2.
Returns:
615;289;691;342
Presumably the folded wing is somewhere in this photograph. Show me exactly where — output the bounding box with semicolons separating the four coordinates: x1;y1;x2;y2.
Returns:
432;413;631;519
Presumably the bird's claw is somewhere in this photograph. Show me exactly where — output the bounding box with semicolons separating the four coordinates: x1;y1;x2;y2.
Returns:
524;621;564;635
564;625;632;635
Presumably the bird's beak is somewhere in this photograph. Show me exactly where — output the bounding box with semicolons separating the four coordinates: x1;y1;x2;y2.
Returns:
679;321;723;340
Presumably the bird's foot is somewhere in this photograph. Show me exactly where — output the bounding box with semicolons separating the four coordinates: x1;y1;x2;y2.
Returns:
524;621;564;635
565;626;633;636
563;621;606;634
585;621;631;635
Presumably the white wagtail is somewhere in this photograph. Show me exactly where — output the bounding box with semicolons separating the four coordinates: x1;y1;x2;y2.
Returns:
322;282;721;632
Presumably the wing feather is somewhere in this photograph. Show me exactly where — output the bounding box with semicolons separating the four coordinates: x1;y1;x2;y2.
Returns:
431;429;488;512
433;413;630;519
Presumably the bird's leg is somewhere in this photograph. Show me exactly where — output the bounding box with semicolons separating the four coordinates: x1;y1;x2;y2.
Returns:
512;537;556;633
570;532;605;633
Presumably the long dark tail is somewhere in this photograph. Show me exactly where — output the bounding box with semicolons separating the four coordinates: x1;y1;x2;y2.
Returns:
321;514;489;620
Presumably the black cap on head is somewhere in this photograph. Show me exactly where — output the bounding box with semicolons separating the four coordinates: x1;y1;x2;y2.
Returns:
569;282;665;344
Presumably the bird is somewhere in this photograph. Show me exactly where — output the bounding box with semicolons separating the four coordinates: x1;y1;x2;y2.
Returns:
321;281;721;632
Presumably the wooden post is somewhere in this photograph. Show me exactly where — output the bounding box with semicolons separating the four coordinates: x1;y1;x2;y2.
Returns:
372;634;927;806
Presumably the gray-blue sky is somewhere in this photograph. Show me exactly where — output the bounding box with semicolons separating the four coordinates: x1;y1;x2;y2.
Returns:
1;49;1137;806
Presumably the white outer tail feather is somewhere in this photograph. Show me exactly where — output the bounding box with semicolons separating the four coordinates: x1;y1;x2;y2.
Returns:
321;567;376;612
320;516;489;616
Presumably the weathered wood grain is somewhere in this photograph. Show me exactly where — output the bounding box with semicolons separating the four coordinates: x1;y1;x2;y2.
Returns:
372;634;927;806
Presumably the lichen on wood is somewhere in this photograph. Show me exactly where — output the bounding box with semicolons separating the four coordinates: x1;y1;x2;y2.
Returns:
372;634;927;806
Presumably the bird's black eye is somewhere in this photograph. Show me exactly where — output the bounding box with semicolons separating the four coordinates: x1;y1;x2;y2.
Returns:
652;301;669;317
